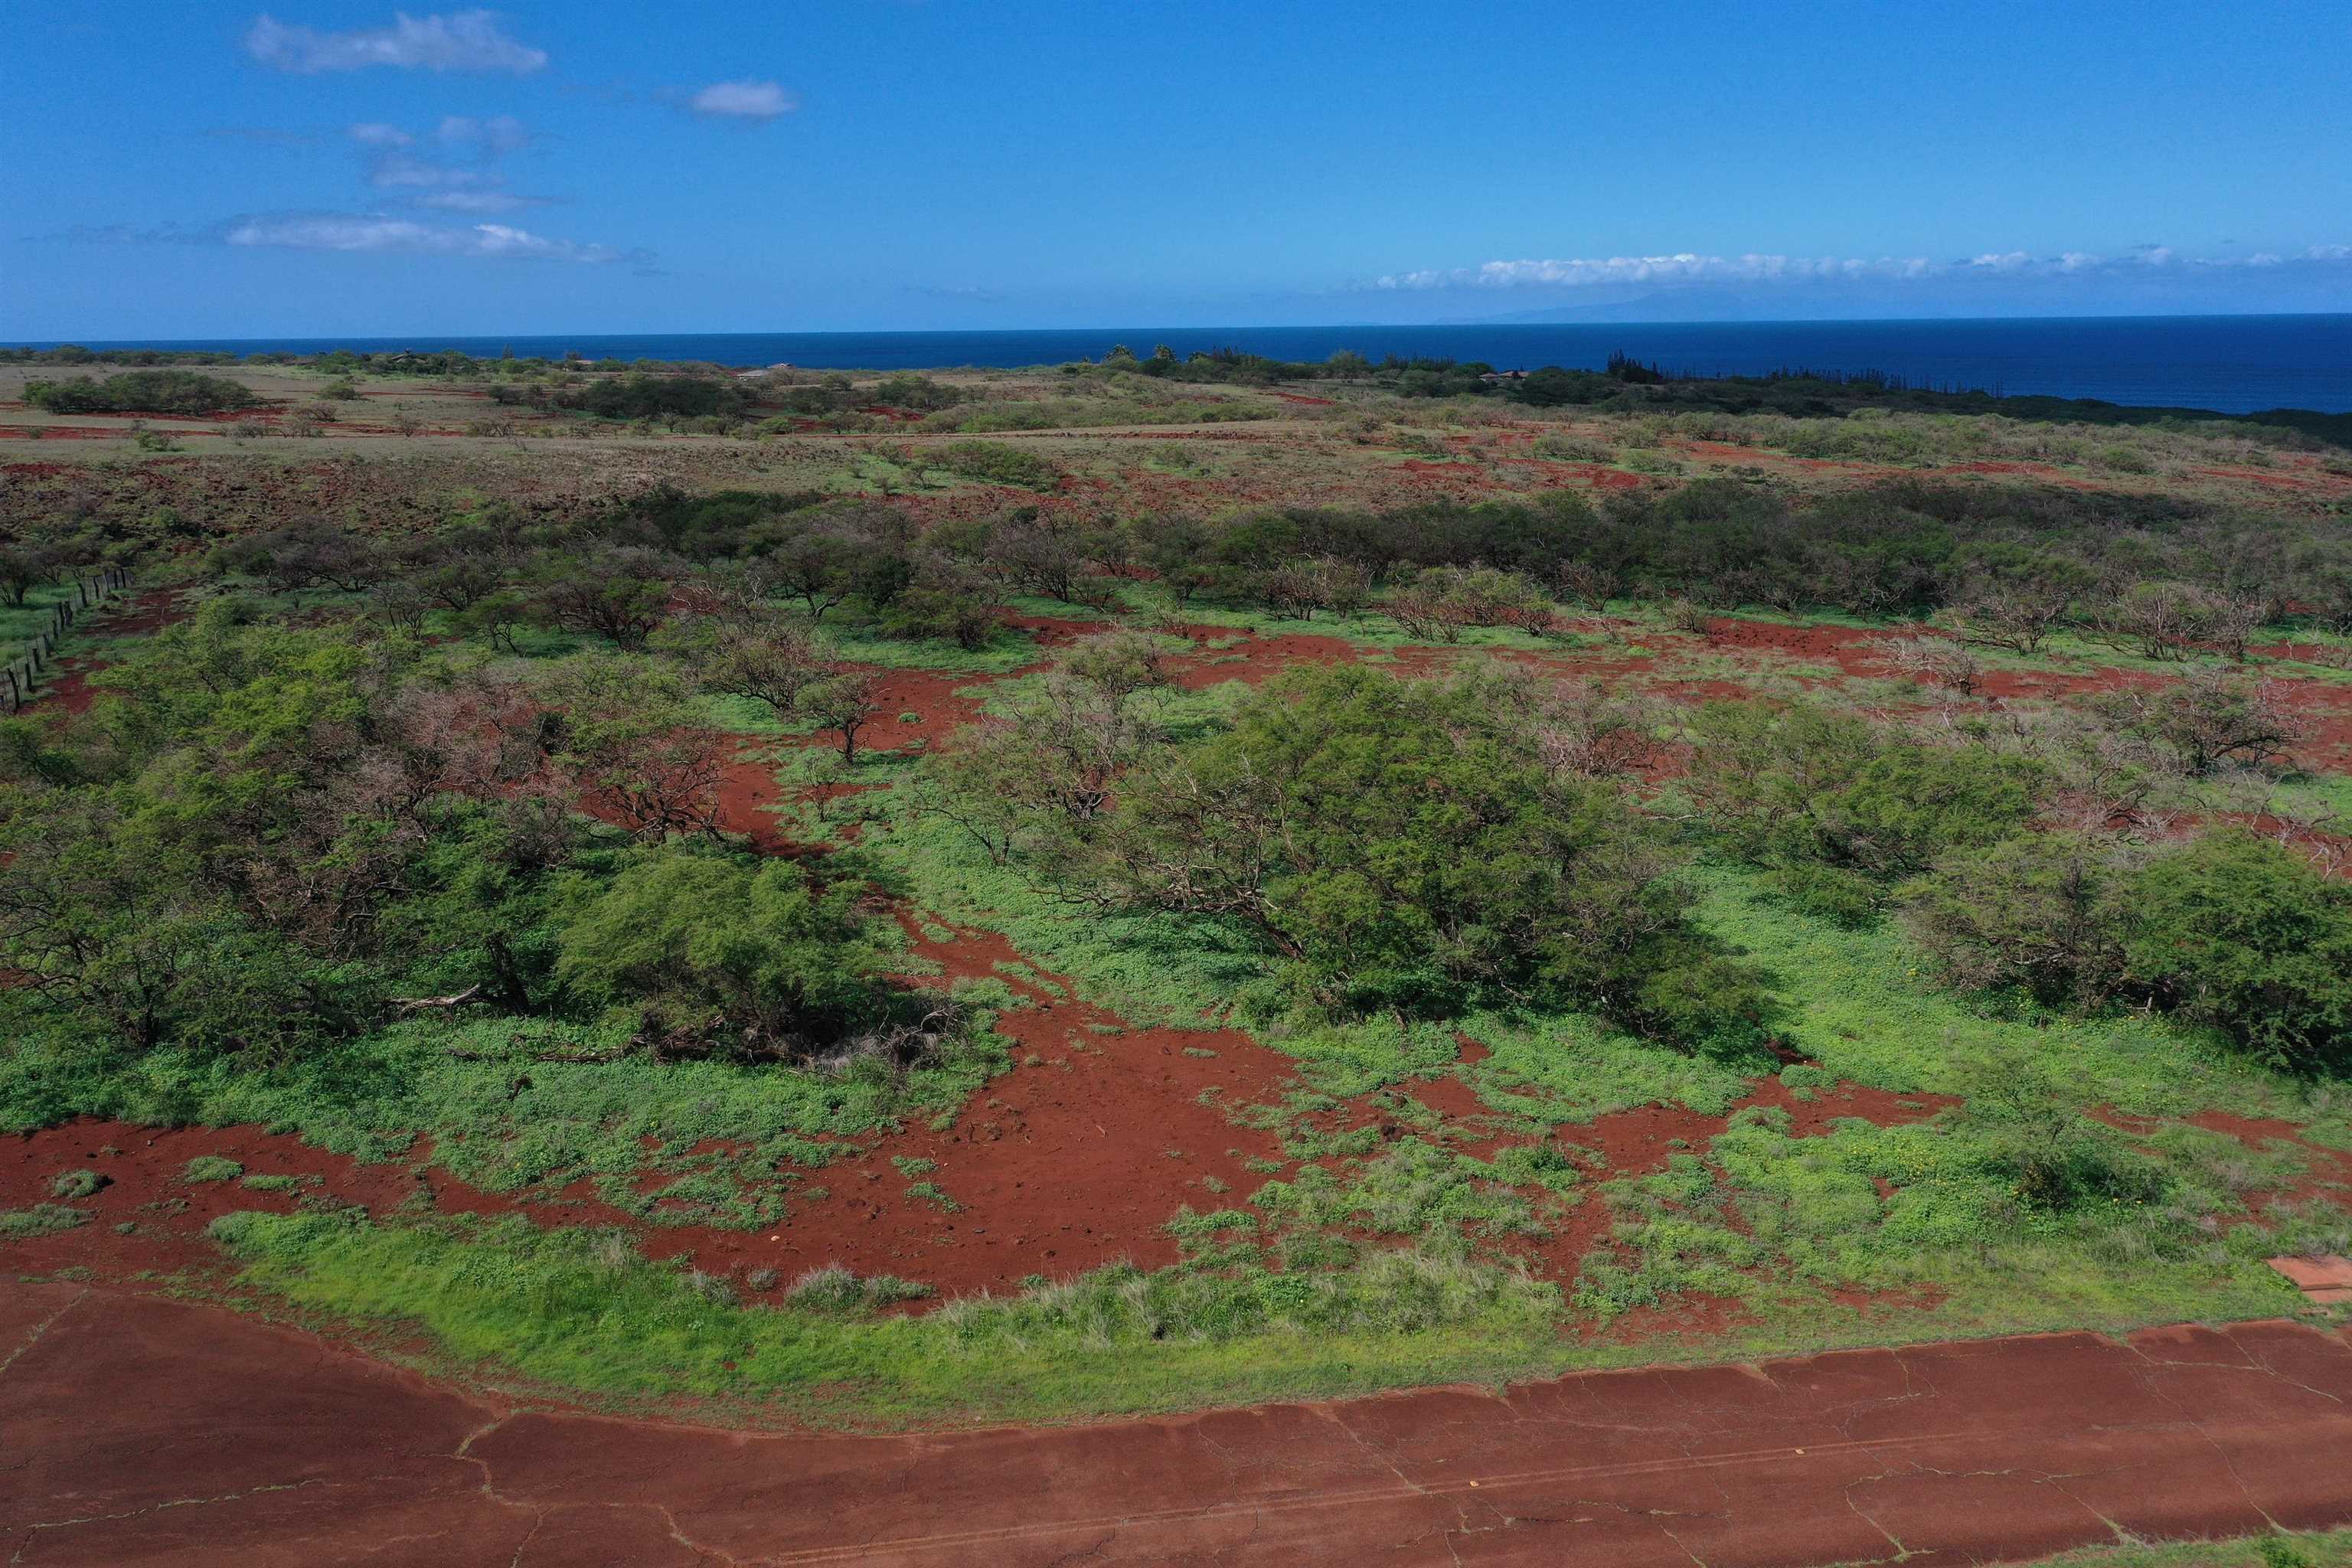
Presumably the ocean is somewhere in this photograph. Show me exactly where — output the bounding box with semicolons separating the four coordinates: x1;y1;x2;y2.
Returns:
41;314;2352;416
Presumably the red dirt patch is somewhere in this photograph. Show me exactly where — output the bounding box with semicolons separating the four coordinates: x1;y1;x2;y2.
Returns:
711;743;793;852
996;611;1116;648
849;664;1001;751
1270;391;1335;407
2098;1107;2352;1212
10;1284;2351;1566
0;914;1304;1305
1938;459;2095;488
0;1118;534;1291
1488;1075;1957;1289
1735;1076;1958;1138
1168;632;1365;688
739;917;1292;1295
89;584;190;638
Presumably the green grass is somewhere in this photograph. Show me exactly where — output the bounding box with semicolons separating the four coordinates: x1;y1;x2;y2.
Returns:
15;596;2350;1430
0;580;83;657
204;1175;2347;1432
1;995;1014;1230
1571;1101;2345;1331
1834;1529;2352;1568
0;1204;90;1238
209;1209;1561;1427
820;619;1043;675
1684;859;2305;1116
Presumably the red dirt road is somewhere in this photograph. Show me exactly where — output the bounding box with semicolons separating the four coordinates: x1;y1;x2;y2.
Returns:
5;1282;2349;1566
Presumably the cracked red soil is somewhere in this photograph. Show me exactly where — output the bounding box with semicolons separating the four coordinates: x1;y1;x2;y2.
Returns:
5;1280;2348;1566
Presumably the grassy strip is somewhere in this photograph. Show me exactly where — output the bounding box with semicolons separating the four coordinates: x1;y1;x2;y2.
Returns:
1828;1527;2352;1568
209;1210;1558;1427
207;1206;2344;1432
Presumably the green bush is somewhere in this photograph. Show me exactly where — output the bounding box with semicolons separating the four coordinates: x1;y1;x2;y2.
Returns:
782;1263;935;1313
182;1155;243;1184
2122;831;2352;1073
1690;701;2045;907
1050;664;1768;1040
1903;829;2352;1072
939;441;1060;489
25;370;259;414
1899;834;2133;1008
1;1204;90;1237
553;844;883;1056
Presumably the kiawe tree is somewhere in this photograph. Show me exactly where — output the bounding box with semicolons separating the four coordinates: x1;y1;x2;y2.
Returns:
1007;662;1766;1040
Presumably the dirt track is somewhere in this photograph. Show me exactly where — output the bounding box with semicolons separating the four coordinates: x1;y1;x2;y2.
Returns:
5;1281;2348;1566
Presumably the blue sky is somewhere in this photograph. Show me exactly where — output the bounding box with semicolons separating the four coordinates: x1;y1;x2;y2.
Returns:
8;2;2350;338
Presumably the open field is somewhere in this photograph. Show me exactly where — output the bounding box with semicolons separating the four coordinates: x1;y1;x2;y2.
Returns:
4;347;2351;1562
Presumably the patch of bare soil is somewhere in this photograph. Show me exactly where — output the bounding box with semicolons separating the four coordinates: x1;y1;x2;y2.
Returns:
10;1281;2352;1566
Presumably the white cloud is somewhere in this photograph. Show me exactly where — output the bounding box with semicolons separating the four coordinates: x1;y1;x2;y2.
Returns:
416;189;543;213
1374;253;1936;290
435;114;530;154
688;80;798;119
223;213;620;262
1367;244;2352;292
245;11;547;74
368;153;501;191
349;118;541;210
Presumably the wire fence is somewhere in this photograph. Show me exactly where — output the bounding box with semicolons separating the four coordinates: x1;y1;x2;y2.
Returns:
3;567;134;713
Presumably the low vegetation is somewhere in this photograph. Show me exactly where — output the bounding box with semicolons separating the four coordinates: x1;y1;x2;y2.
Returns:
2;345;2347;1429
24;369;260;415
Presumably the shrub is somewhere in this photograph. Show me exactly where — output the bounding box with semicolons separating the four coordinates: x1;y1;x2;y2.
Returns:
49;1169;106;1199
25;370;260;414
1049;664;1768;1039
1954;1049;2168;1212
939;441;1060;489
2092;668;2311;775
783;1263;935;1312
1905;829;2352;1072
2121;831;2352;1073
1690;701;2046;900
182;1156;244;1184
553;845;880;1058
1900;834;2134;1008
0;1204;89;1238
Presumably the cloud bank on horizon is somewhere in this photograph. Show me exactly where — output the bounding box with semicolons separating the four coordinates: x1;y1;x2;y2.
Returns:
1372;247;2352;292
